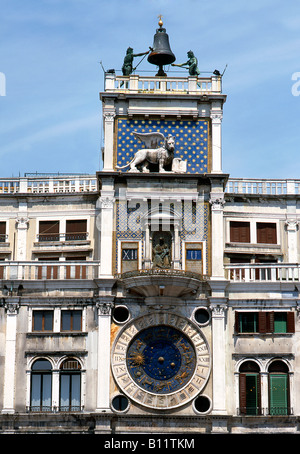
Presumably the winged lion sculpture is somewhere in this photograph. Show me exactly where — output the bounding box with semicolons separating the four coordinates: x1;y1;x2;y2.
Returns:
116;132;175;173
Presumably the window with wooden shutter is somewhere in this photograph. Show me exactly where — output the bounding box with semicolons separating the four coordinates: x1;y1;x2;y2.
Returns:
256;222;277;244
66;220;87;240
239;361;261;415
0;222;6;242
268;361;290;416
230;221;250;243
39;221;59;241
235;311;294;334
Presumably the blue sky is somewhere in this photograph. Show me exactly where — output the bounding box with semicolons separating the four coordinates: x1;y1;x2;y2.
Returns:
1;0;300;179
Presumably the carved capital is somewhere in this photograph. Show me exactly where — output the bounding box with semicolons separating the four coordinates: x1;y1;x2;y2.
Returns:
5;302;20;314
100;196;114;209
96;302;114;315
103;111;116;122
209;196;225;210
210;113;223;123
209;304;227;317
15;216;29;229
285;219;299;232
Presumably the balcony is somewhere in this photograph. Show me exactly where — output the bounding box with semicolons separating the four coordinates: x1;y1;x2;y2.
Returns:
37;232;89;242
0;174;97;195
226;178;300;196
104;72;222;95
225;263;300;283
115;268;208;297
0;261;100;281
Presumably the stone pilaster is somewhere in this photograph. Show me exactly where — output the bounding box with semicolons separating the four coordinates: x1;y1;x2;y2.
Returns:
2;301;19;414
209;302;228;415
96;300;114;412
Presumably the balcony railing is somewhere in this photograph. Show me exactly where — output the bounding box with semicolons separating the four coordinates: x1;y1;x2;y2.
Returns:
104;72;222;95
27;405;84;413
0;261;100;281
226;178;300;196
37;232;88;242
116;268;208;281
225;263;300;283
237;406;293;416
0;175;97;195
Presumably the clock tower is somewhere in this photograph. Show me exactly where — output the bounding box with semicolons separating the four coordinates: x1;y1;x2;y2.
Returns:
97;18;228;420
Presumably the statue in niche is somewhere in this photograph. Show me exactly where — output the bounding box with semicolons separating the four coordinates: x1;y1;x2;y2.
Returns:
152;234;171;269
116;132;175;173
172;50;200;76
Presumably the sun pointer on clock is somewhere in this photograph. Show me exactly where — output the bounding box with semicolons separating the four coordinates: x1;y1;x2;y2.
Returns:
130;352;145;366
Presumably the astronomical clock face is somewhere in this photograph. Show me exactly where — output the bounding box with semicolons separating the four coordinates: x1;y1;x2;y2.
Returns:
111;312;210;410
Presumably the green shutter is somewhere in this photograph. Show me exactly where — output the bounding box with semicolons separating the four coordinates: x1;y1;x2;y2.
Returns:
269;374;288;415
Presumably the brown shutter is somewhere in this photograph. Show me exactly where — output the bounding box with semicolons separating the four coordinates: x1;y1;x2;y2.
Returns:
230;222;250;243
39;221;59;234
267;312;274;333
257;223;276;244
235;311;240;333
257;374;262;414
66;220;87;240
258;312;267;333
239;374;247;414
287;312;295;333
0;222;5;234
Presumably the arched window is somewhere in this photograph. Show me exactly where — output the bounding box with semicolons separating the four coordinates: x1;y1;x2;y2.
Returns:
30;359;52;412
59;358;82;412
268;360;290;415
239;361;261;415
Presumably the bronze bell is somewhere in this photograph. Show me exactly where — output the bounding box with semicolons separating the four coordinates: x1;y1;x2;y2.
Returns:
148;18;176;76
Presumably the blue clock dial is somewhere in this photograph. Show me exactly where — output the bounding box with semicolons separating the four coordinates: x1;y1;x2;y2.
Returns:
126;325;196;394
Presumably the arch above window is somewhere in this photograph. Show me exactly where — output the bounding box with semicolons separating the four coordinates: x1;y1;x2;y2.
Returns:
32;359;52;371
60;358;81;371
239;360;260;373
268;360;289;373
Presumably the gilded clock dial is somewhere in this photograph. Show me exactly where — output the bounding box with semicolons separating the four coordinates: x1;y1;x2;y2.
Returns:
126;325;196;394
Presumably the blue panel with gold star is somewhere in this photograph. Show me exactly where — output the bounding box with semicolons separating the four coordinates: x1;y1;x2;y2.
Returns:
115;118;210;173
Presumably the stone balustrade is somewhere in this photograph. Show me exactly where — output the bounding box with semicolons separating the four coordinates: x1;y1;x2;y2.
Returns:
104;71;222;94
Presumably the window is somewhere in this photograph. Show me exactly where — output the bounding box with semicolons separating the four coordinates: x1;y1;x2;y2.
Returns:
257;222;277;244
61;310;82;331
268;361;290;415
30;359;52;412
235;311;294;334
59;358;81;412
230;221;250;243
65;220;87;241
33;311;54;331
0;222;6;242
39;221;59;241
239;361;261;415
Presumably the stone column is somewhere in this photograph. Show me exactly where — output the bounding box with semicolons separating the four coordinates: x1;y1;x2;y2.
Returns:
15;215;29;262
260;371;269;415
285;219;299;263
96;301;114;412
2;301;19;414
210;111;223;174
209;193;225;279
99;178;115;277
210;302;228;415
103;111;116;171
